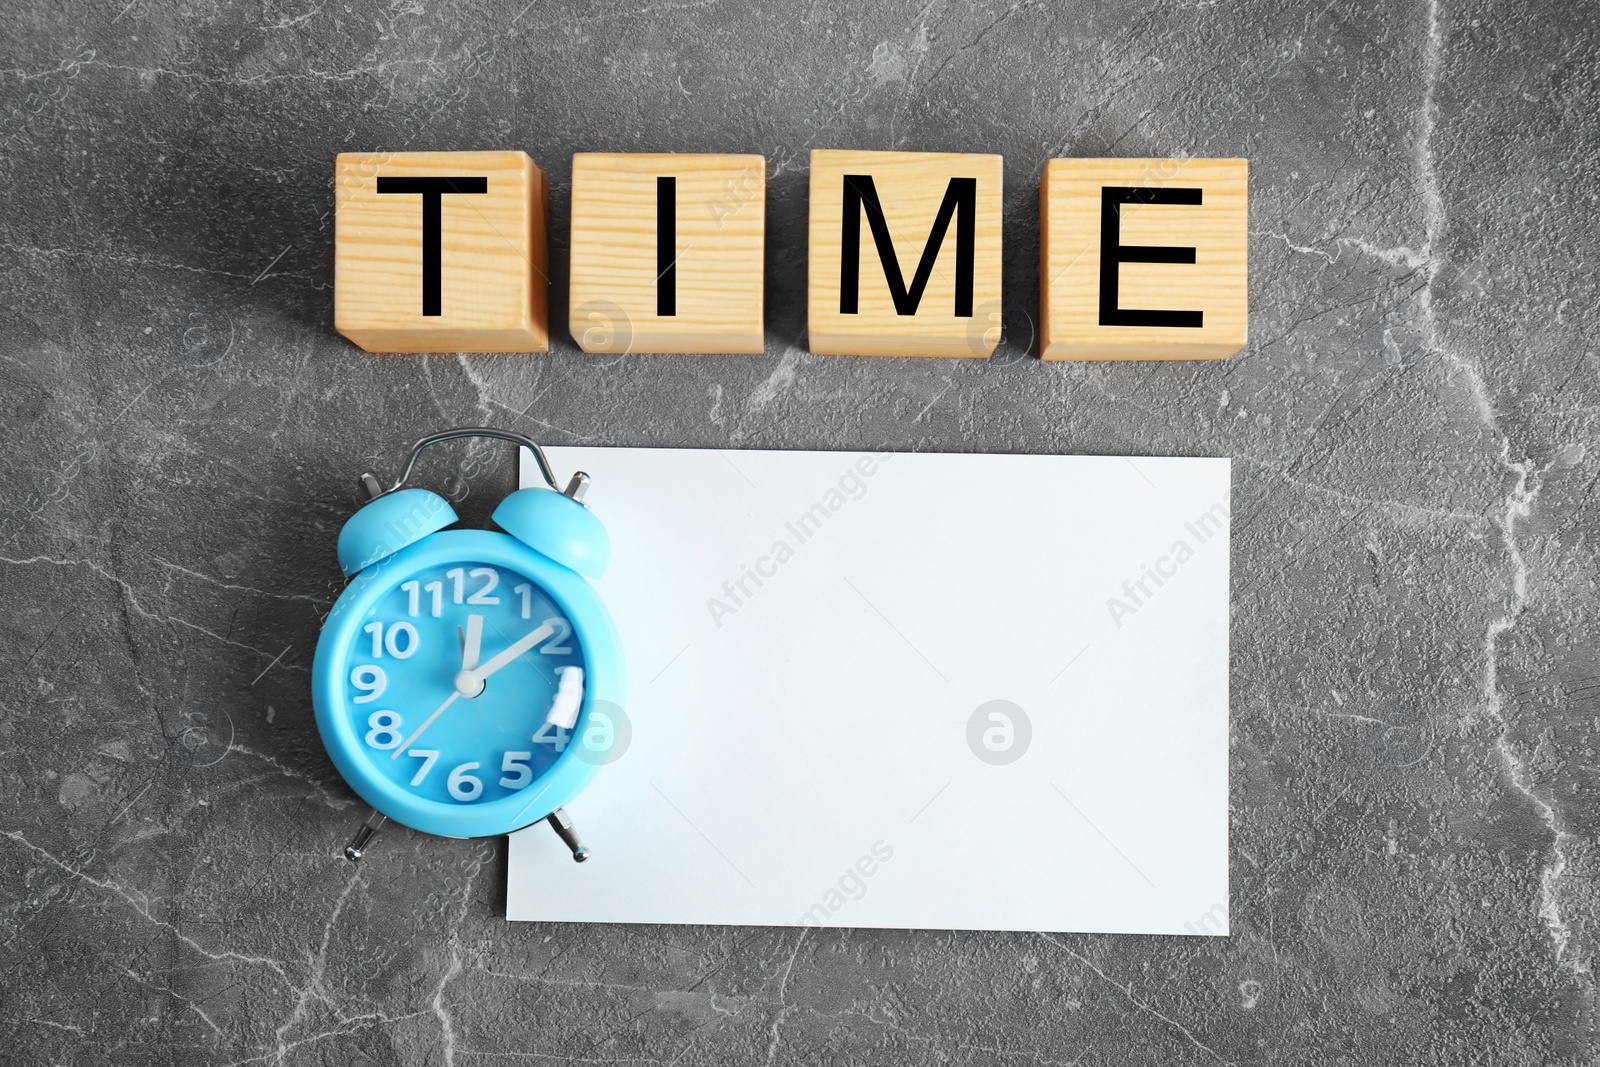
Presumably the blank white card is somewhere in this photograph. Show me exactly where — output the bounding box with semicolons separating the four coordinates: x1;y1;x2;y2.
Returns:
508;447;1230;935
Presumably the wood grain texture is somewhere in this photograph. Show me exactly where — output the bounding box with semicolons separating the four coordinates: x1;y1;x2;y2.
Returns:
334;150;548;353
807;149;1002;358
569;153;766;354
1040;157;1247;361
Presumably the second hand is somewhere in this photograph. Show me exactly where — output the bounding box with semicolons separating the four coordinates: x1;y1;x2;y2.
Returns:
392;691;460;759
393;613;487;760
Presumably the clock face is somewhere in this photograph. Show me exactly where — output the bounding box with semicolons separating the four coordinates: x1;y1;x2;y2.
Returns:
338;560;586;810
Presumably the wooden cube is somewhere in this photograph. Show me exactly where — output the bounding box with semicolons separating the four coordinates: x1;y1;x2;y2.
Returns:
807;149;1003;358
334;151;548;353
1040;158;1247;361
569;153;766;354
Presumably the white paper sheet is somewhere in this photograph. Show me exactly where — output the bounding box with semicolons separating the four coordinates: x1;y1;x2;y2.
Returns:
507;446;1230;935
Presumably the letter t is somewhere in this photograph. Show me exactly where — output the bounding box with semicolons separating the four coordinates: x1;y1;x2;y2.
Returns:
376;176;489;315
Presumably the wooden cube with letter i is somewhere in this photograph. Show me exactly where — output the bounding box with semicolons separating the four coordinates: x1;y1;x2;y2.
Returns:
568;153;767;354
334;151;550;353
1040;157;1247;361
807;149;1003;358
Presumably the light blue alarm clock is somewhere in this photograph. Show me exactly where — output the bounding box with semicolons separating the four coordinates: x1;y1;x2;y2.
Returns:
312;428;624;863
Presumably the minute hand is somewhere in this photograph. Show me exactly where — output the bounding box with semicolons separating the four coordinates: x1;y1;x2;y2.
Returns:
467;621;555;685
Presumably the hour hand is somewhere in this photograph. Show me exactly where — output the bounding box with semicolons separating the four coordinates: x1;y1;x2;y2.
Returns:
453;614;485;698
460;613;483;671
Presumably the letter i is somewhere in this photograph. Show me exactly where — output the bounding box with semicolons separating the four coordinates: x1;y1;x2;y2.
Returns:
657;176;676;317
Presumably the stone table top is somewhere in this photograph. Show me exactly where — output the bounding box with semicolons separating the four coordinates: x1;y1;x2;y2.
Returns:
1;1;1596;1063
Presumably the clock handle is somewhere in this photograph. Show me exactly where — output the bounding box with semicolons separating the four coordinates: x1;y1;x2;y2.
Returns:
546;807;590;862
373;427;587;501
343;807;387;862
342;806;588;863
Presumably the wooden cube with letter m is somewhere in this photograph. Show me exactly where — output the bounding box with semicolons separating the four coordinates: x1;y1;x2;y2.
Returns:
334;150;549;353
807;149;1003;358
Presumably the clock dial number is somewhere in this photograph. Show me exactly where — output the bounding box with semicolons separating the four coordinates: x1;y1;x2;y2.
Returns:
533;721;571;752
365;709;403;749
466;567;499;605
350;665;387;704
401;580;444;617
407;749;439;786
499;751;534;789
385;748;535;793
447;762;484;802
362;620;418;659
540;618;573;655
444;566;502;606
510;586;566;645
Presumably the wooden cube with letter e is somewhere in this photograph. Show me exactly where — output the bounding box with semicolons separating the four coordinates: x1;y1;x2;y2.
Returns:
807;149;1003;358
568;153;767;354
1040;158;1247;361
334;150;549;353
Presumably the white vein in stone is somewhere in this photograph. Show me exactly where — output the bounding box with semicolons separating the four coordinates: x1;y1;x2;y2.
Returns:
1407;0;1585;981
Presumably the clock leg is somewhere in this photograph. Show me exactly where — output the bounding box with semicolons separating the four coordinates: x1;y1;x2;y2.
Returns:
343;807;387;862
546;807;590;862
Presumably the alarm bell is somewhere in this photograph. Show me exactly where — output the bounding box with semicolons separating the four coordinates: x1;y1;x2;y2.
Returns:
336;487;458;577
493;485;610;580
337;426;605;579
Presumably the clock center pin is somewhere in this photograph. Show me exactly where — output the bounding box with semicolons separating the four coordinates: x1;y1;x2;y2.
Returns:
454;670;486;698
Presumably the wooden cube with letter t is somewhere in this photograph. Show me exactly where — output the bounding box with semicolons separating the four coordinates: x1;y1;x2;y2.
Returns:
1040;158;1247;361
569;153;767;354
807;149;1003;358
334;151;549;353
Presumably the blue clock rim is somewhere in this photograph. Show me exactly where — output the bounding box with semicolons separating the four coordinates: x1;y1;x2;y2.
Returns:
312;528;626;839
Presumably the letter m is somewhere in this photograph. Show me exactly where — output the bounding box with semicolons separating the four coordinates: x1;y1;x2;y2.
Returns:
840;174;976;317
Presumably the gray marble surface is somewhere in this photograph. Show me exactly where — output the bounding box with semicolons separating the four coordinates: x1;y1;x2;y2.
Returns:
2;0;1597;1063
